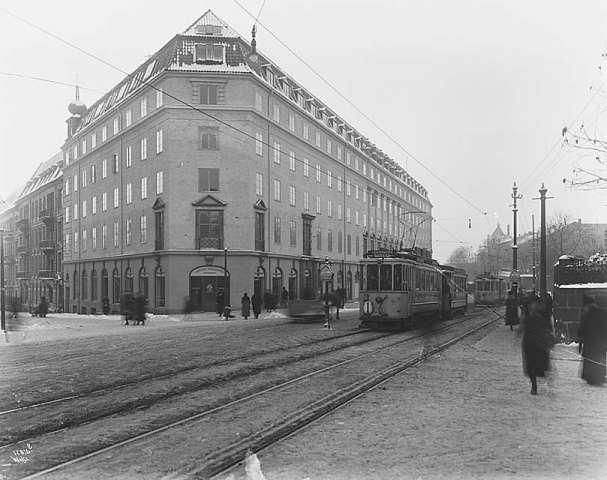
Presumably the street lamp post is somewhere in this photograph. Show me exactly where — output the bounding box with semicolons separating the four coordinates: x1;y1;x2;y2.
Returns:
1;229;5;333
224;247;228;321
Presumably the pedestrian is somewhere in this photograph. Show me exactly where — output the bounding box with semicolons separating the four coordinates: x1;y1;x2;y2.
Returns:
264;291;273;312
133;294;147;325
505;290;519;331
183;296;194;321
216;289;225;316
281;286;289;307
521;297;553;395
578;295;607;386
251;292;262;319
38;296;48;318
241;293;251;319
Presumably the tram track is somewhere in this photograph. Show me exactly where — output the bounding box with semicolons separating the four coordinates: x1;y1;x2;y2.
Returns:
2;312;498;480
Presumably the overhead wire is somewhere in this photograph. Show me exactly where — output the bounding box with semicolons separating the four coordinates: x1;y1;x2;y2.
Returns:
0;71;102;92
231;0;488;217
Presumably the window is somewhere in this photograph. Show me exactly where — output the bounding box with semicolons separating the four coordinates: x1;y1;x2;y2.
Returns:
289;112;295;131
92;196;97;214
346;207;351;223
91;133;97;149
196;210;223;249
156;129;163;153
81;170;87;188
65;206;70;223
155;267;165;308
337;146;343;161
327;170;332;188
316;196;321;214
140;177;148;199
199;84;218;104
200;129;218;150
255;132;263;156
102;192;107;211
82;200;87;218
303;191;309;211
156;171;164;194
316;164;321;183
112;268;121;303
302;216;312;256
102;158;107;178
112;154;119;174
316;226;322;250
81;139;87;155
65;179;70;196
328;230;333;252
273;104;280;122
156;88;163;107
113;116;119;134
338;203;343;220
198;168;219;192
102;125;108;142
327;200;332;217
73;203;78;220
140;96;148;117
195;44;224;63
139;267;148;298
346;181;351;196
102;224;107;249
155;210;164;250
126;183;132;204
326;139;332;155
126;218;132;245
355;184;359;199
91;164;96;183
274;216;281;243
273;141;281;164
289;151;296;172
273;179;281;201
113;188;119;208
303;158;309;177
255;172;263;196
356;236;360;256
337;176;342;192
289;219;296;247
355;210;359;225
74;174;78;192
338;231;343;253
255;211;264;251
303;123;309;140
74;231;79;252
289;185;296;207
92;227;97;249
113;221;119;247
125;109;132;127
141;137;148;160
315;130;321;147
124;146;132;168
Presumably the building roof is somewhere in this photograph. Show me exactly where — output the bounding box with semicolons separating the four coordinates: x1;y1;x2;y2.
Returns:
17;152;63;200
69;10;429;200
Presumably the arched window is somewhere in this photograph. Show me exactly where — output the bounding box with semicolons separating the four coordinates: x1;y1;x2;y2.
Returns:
288;268;297;300
112;267;121;303
347;234;352;255
155;266;165;307
272;267;283;296
124;267;134;294
91;269;98;300
81;269;88;300
73;269;78;300
139;267;149;299
101;268;109;300
338;231;343;253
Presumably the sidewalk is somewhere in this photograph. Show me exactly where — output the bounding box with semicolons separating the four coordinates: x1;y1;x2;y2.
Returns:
230;323;607;480
0;304;360;346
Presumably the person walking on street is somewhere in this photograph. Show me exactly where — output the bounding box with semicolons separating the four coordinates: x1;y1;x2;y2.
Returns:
281;286;289;308
183;296;194;321
38;296;48;318
578;295;607;386
521;297;553;395
216;289;225;317
241;293;251;320
505;290;519;331
252;292;262;319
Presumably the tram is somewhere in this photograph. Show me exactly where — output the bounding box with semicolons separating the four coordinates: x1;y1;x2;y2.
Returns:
553;254;607;344
359;248;467;329
473;274;506;305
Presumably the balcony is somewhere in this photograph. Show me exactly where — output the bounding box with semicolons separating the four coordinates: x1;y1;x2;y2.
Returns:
39;209;54;224
16;218;29;231
38;269;55;279
39;239;55;251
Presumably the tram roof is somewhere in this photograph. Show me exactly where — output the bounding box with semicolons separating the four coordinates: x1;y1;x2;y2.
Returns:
361;248;439;267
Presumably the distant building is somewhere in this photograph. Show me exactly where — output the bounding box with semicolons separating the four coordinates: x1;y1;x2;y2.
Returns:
60;10;432;313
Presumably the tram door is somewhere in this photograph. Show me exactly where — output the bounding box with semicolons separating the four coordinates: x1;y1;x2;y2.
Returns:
441;274;451;317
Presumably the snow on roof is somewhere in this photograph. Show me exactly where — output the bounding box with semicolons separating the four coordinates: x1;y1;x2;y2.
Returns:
558;283;607;289
182;10;242;38
17;152;63;199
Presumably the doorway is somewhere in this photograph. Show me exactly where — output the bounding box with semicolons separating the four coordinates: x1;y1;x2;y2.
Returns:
190;265;230;312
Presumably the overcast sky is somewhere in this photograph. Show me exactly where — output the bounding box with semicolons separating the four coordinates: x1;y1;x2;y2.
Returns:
1;0;606;262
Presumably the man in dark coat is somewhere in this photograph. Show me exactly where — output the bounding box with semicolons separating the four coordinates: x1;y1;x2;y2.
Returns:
505;290;519;330
281;287;289;308
251;293;262;319
578;295;607;386
38;296;48;318
521;298;553;395
216;289;225;316
241;293;251;319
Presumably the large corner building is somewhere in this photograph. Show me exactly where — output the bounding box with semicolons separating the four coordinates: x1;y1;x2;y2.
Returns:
61;10;432;313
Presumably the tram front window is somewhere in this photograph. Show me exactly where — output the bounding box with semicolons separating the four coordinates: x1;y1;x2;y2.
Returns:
367;265;379;291
380;264;393;291
393;264;403;290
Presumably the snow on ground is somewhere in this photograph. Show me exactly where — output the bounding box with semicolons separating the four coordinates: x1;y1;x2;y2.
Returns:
223;325;607;480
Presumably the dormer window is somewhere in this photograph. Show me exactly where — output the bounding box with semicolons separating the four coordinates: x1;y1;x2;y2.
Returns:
195;44;224;64
196;24;222;36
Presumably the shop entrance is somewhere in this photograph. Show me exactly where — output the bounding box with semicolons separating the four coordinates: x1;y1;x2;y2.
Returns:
189;265;229;312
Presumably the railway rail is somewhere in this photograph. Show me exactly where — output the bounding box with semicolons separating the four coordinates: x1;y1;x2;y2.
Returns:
2;310;500;479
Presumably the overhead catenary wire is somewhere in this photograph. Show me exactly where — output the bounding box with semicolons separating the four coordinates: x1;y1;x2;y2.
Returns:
0;71;102;92
231;0;488;217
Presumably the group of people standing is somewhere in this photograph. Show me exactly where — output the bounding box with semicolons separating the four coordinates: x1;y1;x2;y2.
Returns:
505;289;606;394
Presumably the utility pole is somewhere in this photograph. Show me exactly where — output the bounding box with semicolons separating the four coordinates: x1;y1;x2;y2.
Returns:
510;182;522;295
531;214;536;292
1;229;5;333
536;184;552;299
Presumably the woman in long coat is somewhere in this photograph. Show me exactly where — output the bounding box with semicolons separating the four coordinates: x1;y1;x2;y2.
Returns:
505;290;519;330
521;298;553;395
251;293;262;319
578;295;607;386
241;293;251;320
